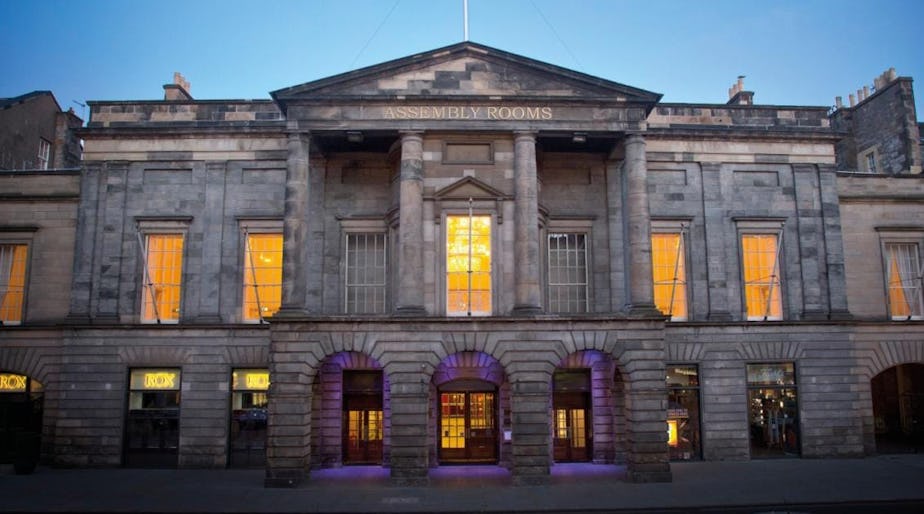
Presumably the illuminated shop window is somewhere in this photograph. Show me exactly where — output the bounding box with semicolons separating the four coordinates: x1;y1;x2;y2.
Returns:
652;231;688;320
0;244;28;324
547;233;588;313
446;215;492;316
666;364;701;460
884;242;923;320
746;363;800;458
125;368;181;467
345;233;387;314
140;234;184;323
741;233;782;320
243;233;283;322
230;369;269;468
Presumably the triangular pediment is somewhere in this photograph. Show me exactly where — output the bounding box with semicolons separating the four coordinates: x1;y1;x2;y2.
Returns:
272;42;660;108
433;176;506;200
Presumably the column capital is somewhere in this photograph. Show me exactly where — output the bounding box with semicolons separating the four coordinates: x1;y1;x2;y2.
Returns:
399;130;423;140
624;132;646;145
514;130;537;141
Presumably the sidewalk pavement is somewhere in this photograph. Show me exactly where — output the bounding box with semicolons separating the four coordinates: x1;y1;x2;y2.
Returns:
2;454;924;513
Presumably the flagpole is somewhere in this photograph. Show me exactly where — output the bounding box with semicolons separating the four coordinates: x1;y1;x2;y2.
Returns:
463;0;469;41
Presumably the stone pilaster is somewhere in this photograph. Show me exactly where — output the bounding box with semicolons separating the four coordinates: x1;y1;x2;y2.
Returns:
96;161;128;321
389;378;429;486
510;375;551;485
196;161;226;322
512;131;542;315
793;164;827;320
278;131;310;315
700;162;732;320
606;160;627;313
623;134;658;316
622;333;672;483
67;162;101;321
395;131;426;315
818;164;852;319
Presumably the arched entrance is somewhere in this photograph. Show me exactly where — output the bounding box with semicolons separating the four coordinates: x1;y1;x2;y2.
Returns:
872;363;924;453
311;352;388;468
553;351;618;464
0;371;43;474
431;352;508;466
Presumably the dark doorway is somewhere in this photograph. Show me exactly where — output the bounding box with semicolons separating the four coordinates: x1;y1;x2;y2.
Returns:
124;369;180;468
229;369;268;468
872;363;924;454
0;373;43;473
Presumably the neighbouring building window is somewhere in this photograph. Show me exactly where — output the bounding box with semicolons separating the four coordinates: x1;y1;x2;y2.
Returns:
860;147;879;173
243;233;283;322
229;369;269;467
140;234;184;323
0;244;28;324
37;139;50;170
666;364;701;460
747;363;800;458
345;233;387;314
652;226;688;320
741;233;783;320
884;242;923;319
446;214;491;316
547;233;588;313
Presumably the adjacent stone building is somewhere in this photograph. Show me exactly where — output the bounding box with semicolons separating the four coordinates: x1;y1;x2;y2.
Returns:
1;42;923;486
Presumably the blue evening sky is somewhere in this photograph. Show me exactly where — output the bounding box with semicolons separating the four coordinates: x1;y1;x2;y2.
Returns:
2;0;922;122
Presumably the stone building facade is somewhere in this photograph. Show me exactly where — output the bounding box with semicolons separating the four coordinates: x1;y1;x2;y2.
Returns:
1;42;923;486
0;91;83;171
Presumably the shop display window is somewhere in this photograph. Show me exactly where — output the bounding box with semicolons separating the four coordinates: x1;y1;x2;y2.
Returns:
666;364;701;460
229;369;269;467
747;362;800;457
124;368;181;467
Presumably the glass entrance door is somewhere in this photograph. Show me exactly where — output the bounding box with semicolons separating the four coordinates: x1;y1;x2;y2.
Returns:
439;391;497;463
343;401;383;464
553;393;590;462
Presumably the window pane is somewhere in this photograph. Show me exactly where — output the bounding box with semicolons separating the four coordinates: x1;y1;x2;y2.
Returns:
447;216;492;315
742;234;782;320
0;244;28;324
886;243;923;319
243;233;283;321
345;233;387;314
142;235;184;322
547;233;587;313
652;233;687;320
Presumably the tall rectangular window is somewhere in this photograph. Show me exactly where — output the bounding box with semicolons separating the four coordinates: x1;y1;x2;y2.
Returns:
37;139;50;170
345;233;387;314
547;233;588;313
652;232;688;320
742;233;782;320
141;234;184;323
666;364;701;460
447;215;491;316
243;233;283;322
0;244;28;324
885;242;923;319
747;363;799;457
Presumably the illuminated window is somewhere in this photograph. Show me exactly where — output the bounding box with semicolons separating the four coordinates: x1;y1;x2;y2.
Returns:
345;233;387;314
652;231;687;320
141;234;184;323
447;215;492;316
0;244;28;324
885;242;923;320
547;233;588;313
243;233;282;322
742;233;782;320
37;139;51;170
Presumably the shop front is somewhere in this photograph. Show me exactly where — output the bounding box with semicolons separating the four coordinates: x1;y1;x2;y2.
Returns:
552;370;591;462
229;368;269;467
0;372;43;473
747;363;800;458
124;368;181;467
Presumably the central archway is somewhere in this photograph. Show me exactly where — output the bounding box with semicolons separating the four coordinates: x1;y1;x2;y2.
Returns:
872;363;924;454
430;351;508;467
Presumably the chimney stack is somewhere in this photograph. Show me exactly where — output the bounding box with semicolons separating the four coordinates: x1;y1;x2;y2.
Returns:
163;72;193;101
726;75;754;105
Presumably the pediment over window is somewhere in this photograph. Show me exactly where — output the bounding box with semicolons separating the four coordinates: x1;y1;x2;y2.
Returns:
432;176;508;201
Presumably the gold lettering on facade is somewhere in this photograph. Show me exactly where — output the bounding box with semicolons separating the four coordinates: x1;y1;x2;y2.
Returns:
0;374;27;392
379;105;553;120
143;372;177;389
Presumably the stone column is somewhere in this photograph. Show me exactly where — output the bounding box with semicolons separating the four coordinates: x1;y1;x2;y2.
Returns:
265;327;314;487
622;329;672;483
278;131;310;315
395;131;426;315
623;134;659;315
510;373;551;485
512;131;542;315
